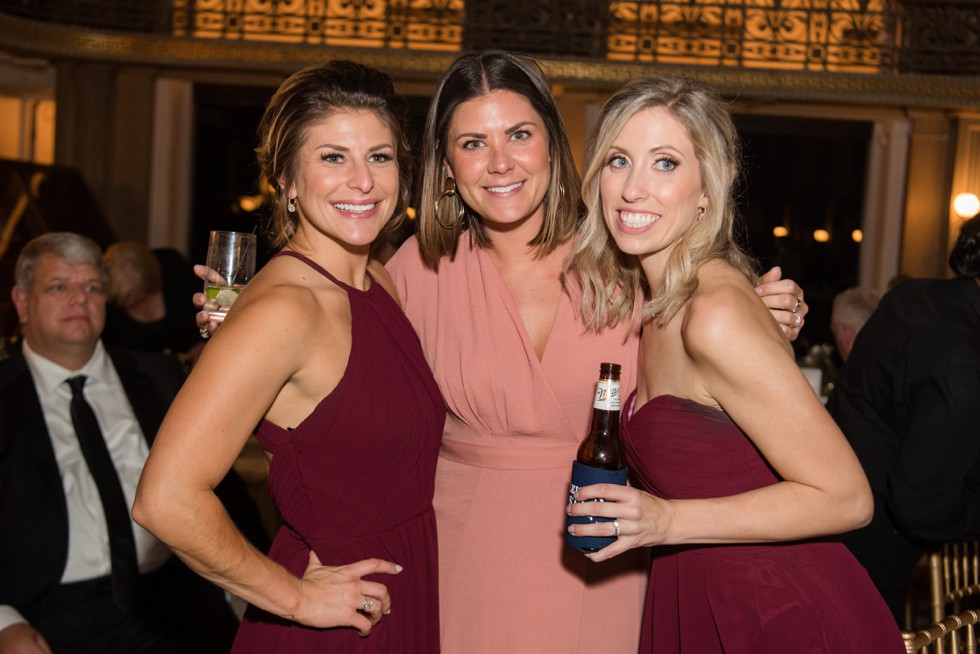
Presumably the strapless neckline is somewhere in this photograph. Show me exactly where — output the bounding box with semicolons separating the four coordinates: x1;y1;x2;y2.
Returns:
625;390;726;425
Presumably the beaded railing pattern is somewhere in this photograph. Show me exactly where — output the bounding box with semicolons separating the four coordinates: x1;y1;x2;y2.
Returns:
0;0;978;75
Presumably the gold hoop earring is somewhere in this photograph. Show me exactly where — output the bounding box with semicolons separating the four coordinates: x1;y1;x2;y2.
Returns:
287;197;297;213
435;177;464;229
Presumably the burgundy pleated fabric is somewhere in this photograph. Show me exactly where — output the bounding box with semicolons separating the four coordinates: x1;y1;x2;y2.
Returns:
232;250;444;653
623;393;905;654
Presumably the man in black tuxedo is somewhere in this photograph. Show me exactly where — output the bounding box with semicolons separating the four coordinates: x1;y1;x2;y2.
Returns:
828;215;980;623
0;233;262;653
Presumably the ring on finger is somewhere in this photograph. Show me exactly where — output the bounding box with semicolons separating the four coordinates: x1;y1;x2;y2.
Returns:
613;519;621;538
792;313;802;330
791;298;802;314
198;326;210;340
362;597;373;612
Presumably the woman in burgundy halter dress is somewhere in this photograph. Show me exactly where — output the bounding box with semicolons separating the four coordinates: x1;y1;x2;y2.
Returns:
567;76;905;652
133;61;444;652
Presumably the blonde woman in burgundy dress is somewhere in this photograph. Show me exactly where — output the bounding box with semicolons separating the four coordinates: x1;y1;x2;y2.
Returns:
568;75;904;653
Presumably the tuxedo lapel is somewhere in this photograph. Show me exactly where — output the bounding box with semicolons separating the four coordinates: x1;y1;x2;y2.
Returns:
0;351;67;518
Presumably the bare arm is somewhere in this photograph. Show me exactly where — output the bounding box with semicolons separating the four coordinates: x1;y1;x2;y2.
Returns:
571;273;869;561
134;279;399;633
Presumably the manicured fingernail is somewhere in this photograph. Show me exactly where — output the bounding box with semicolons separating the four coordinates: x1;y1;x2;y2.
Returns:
395;564;403;572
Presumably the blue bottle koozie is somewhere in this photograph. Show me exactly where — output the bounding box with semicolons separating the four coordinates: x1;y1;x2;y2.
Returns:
565;460;629;552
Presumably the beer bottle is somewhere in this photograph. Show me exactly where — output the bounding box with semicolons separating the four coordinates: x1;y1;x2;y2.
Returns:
577;362;624;470
565;362;629;552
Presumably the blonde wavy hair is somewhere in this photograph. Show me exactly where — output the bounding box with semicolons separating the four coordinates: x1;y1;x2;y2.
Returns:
568;75;757;331
103;241;162;307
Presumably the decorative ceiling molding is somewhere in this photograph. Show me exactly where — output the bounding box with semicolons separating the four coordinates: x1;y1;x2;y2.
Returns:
2;11;978;109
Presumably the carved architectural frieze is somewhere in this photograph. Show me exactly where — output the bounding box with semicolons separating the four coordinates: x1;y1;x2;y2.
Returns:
1;1;978;108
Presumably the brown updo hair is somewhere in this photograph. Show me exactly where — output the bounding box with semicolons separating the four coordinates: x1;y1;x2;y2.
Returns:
256;60;412;248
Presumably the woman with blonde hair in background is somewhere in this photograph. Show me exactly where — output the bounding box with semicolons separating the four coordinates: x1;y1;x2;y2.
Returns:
102;241;205;365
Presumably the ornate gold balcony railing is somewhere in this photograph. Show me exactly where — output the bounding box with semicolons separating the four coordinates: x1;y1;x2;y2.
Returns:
1;0;978;76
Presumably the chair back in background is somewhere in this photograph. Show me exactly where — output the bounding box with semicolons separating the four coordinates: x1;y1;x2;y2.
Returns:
931;542;980;623
903;608;979;654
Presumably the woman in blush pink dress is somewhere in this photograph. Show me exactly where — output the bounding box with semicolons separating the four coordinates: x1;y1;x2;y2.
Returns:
567;75;904;653
386;51;810;654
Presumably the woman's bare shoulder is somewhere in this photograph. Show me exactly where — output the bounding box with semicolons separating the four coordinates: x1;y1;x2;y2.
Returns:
231;259;349;338
683;260;780;359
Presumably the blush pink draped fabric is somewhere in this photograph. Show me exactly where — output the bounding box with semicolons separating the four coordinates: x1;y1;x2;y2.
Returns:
387;236;648;654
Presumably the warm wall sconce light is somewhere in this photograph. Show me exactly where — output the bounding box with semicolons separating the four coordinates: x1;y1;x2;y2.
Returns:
953;192;980;218
238;195;263;212
813;229;830;243
851;229;863;243
773;226;788;238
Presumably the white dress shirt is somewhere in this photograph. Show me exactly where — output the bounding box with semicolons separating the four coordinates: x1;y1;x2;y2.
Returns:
0;341;171;632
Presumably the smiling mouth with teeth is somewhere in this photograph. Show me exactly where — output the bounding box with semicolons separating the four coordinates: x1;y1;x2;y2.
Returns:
334;202;376;213
620;211;657;228
487;182;523;194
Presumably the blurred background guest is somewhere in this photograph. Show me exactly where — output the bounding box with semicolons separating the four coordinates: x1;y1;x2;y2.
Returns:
828;215;980;623
0;232;249;654
102;241;205;367
830;286;880;363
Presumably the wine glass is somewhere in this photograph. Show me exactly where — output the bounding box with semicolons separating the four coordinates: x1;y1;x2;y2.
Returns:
203;230;256;322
